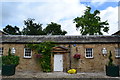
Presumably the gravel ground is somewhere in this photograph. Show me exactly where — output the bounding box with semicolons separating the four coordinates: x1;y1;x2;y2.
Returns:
1;71;120;79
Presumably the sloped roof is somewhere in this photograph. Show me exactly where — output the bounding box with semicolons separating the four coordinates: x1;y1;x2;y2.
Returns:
0;30;8;35
52;46;69;53
52;46;68;50
112;30;120;35
0;35;120;44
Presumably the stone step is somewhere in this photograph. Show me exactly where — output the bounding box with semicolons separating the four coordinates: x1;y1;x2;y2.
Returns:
1;78;120;80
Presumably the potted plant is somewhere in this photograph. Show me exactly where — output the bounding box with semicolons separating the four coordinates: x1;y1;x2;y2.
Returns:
106;51;119;77
2;48;19;76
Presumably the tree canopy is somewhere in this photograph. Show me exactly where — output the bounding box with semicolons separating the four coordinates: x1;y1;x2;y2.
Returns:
43;22;67;35
3;18;67;35
74;6;109;35
22;18;45;35
3;25;21;35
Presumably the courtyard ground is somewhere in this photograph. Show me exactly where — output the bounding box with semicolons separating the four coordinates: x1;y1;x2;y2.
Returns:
1;71;120;79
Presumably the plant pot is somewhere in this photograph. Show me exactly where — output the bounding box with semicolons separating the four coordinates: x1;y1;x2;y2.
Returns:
106;65;119;77
2;64;16;76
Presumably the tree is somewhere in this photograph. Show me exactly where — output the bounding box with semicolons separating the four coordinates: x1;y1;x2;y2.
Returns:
22;18;45;35
3;18;67;35
3;25;21;35
74;6;109;35
43;22;67;35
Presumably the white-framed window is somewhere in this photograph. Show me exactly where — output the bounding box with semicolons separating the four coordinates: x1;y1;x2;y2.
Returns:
0;47;3;56
85;48;93;58
115;48;120;58
24;48;32;58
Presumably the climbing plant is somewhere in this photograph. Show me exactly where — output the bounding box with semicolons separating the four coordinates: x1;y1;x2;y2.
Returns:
27;41;55;72
108;51;114;66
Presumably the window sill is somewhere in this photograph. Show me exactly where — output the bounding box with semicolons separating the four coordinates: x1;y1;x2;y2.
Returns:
85;57;94;59
23;57;32;59
115;57;120;59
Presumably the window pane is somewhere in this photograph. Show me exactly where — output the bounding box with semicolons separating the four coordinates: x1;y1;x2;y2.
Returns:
0;48;3;55
86;48;93;58
24;48;32;58
115;48;120;58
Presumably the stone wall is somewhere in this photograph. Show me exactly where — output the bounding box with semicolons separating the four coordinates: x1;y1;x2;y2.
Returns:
1;44;41;72
68;43;119;72
0;32;2;36
0;43;120;72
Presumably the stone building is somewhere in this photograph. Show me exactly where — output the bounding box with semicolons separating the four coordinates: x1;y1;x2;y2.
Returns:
0;34;120;73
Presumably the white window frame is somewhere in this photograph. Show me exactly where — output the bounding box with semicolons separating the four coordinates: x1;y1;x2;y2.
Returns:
85;48;93;58
115;48;120;58
24;48;32;58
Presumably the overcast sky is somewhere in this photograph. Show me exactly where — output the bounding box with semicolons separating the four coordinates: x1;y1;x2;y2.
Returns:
1;0;119;35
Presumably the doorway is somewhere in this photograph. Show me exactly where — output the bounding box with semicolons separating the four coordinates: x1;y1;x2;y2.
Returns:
54;54;63;71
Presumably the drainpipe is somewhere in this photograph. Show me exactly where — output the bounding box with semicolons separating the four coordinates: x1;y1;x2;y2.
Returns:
118;2;120;70
69;44;72;69
117;35;120;70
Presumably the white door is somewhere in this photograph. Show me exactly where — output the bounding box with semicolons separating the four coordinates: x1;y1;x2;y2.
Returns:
54;54;63;71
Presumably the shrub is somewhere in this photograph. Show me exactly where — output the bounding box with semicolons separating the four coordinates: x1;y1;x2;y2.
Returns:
27;41;55;72
108;51;114;66
2;48;19;66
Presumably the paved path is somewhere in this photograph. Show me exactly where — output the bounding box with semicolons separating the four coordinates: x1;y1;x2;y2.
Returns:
1;71;120;79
